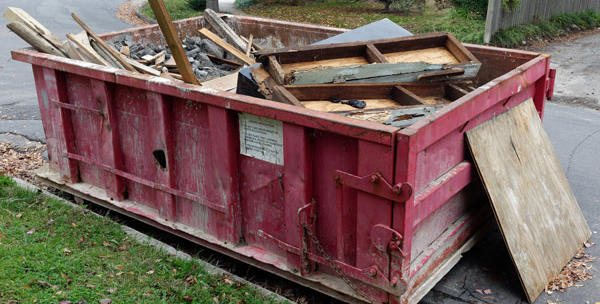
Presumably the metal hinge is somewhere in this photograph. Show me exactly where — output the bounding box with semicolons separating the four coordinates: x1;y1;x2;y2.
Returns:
334;170;413;202
371;224;406;258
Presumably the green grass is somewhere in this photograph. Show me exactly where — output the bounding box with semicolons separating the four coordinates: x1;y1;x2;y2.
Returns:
0;174;278;303
140;0;203;20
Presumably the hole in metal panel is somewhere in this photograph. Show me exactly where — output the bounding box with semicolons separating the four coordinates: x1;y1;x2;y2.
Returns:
152;150;167;169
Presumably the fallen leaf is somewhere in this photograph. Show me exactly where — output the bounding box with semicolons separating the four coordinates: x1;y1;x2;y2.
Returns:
98;255;111;258
60;301;71;304
71;223;77;228
16;213;22;218
475;289;483;294
102;241;111;247
182;296;193;302
98;299;111;304
115;272;124;276
484;289;491;294
77;300;87;304
78;236;86;245
63;248;72;255
115;265;123;270
26;228;36;234
584;242;591;248
46;219;55;227
107;287;117;294
117;245;128;251
146;270;154;275
223;278;234;285
86;284;96;289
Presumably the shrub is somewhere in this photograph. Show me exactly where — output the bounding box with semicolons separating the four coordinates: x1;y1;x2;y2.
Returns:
234;0;260;8
377;0;425;13
188;0;206;10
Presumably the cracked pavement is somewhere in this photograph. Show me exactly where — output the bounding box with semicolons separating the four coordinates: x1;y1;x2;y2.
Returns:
1;2;600;303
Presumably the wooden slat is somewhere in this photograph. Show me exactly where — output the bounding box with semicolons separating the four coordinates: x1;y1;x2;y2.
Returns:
7;22;65;57
245;34;253;57
4;7;65;54
71;13;136;72
271;85;304;107
466;99;591;303
392;86;425;105
198;28;256;66
206;54;242;67
123;56;161;76
90;39;125;69
147;0;200;85
365;44;387;63
66;32;110;66
61;41;84;60
201;72;239;92
203;9;247;52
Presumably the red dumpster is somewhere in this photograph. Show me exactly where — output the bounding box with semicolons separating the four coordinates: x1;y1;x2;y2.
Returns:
11;15;555;304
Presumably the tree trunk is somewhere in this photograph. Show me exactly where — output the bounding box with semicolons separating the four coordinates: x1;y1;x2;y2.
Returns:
206;0;220;12
384;0;392;12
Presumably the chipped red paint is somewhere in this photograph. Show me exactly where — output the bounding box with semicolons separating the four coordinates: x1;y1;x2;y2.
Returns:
14;15;554;304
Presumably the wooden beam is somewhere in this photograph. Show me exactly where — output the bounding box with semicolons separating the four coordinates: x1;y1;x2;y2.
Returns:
4;7;65;55
61;41;84;60
123;56;162;76
203;9;247;52
71;13;136;72
266;55;285;85
90;39;125;69
198;28;256;66
6;21;65;57
148;0;200;85
206;54;242;67
201;72;239;92
272;85;304;107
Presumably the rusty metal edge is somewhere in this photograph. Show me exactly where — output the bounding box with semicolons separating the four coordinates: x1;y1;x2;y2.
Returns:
10;176;293;303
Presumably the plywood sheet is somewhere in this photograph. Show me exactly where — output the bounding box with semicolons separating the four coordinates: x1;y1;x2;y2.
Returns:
301;98;398;112
466;99;590;303
384;47;459;64
282;56;368;74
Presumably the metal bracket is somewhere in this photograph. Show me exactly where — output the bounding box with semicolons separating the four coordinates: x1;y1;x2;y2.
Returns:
298;199;317;275
334;170;413;202
370;224;406;258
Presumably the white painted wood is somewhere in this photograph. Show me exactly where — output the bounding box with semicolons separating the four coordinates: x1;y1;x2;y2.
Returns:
466;99;591;303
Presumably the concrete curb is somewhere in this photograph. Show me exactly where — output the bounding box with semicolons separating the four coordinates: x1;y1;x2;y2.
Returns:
11;177;293;304
135;5;157;24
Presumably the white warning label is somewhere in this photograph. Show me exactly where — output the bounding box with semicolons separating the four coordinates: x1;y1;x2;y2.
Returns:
239;113;284;165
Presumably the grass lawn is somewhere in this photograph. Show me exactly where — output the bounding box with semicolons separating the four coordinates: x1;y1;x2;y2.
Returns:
0;175;277;304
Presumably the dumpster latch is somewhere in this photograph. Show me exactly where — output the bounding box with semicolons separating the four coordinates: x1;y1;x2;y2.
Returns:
546;69;556;100
334;170;412;202
370;224;406;258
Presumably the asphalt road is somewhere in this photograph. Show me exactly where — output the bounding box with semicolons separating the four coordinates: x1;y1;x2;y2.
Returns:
1;2;599;303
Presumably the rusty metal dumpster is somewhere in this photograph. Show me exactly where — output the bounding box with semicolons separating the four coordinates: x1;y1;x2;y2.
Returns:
11;14;555;304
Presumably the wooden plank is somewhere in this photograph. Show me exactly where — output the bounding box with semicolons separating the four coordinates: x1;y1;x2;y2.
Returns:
206;54;242;67
302;98;398;112
365;44;387;63
245;34;253;57
66;32;110;66
71;13;136;72
392;86;425;105
147;0;200;85
266;56;286;85
466;99;591;303
4;7;64;54
198;28;256;66
281;57;368;75
203;9;247;52
7;22;65;57
61;41;84;60
90;39;124;69
201;72;239;92
417;67;465;80
123;56;161;76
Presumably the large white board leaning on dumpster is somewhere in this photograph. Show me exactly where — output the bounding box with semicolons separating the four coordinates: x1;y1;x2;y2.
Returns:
466;99;591;303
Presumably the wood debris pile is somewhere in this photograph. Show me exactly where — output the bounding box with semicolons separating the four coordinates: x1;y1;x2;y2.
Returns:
545;248;595;294
5;3;258;89
0;143;46;183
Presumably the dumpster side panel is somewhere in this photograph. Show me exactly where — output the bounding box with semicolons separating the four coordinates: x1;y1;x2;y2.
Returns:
32;66;58;170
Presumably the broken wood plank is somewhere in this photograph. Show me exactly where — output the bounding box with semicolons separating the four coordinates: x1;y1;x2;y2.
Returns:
123;56;161;76
201;72;239;92
198;28;256;66
120;46;130;57
241;35;263;51
62;41;84;60
203;9;247;52
71;13;136;72
466;99;591;303
148;0;200;85
66;31;109;66
245;34;253;57
6;21;65;57
164;56;176;68
4;7;65;55
266;56;285;85
417;68;465;81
